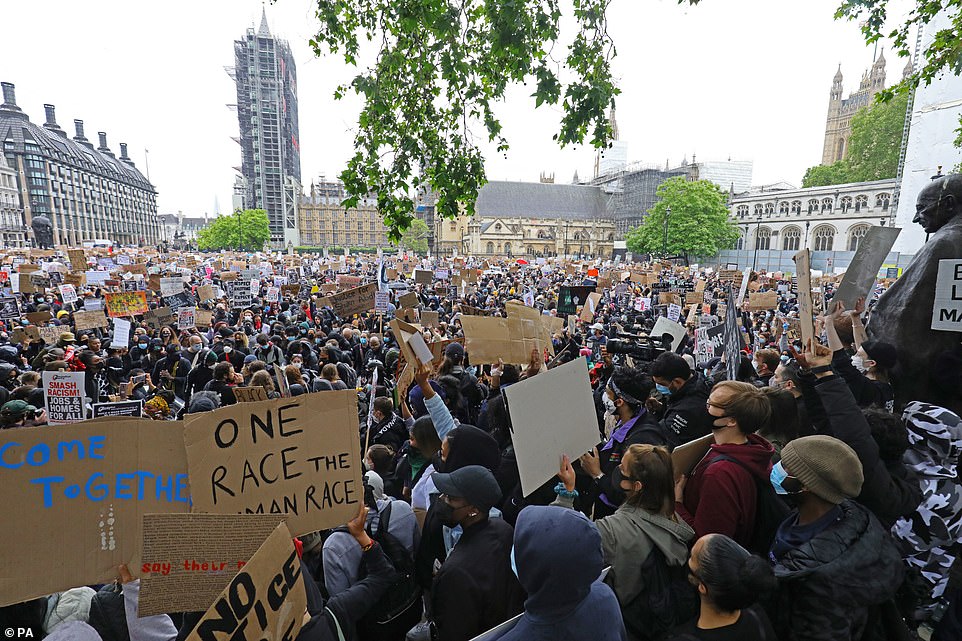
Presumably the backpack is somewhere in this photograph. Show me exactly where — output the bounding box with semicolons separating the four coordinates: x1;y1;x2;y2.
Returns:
620;545;699;641
355;502;423;641
709;454;789;557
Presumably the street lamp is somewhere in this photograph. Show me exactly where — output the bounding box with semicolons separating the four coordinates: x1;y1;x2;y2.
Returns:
752;211;763;272
805;220;811;249
663;206;671;257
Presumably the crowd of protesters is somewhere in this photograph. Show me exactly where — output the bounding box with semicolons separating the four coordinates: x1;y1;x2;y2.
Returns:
0;243;960;641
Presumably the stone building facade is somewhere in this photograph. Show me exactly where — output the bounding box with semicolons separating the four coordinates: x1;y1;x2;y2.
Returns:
297;179;391;248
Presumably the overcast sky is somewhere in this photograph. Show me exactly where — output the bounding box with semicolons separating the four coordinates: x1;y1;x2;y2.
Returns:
4;0;915;217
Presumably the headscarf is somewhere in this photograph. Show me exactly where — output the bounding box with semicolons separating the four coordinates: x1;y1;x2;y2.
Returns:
892;402;962;609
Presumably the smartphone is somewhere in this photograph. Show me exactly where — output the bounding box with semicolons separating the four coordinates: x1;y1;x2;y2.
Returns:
131;373;146;385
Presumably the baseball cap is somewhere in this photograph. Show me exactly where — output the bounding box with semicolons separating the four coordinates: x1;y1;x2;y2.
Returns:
590;323;605;331
432;465;502;513
1;399;36;418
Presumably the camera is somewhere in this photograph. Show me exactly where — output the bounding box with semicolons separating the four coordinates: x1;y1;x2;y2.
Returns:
606;332;674;363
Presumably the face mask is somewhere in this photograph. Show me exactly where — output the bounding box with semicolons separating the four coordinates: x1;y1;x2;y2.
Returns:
224;346;233;354
611;466;635;494
752;360;762;374
360;338;367;345
510;546;519;579
851;355;868;373
655;383;672;397
711;413;732;429
768;377;785;389
435;499;459;528
138;343;148;350
602;394;617;416
189;344;202;353
383;337;391;345
770;461;800;495
294;362;302;369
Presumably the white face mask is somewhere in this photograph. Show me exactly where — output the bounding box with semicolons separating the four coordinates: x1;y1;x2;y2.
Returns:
223;346;233;354
851;355;868;373
602;394;617;416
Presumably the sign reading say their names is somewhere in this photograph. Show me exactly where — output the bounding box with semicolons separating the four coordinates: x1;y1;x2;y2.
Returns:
183;390;362;536
183;522;306;641
138;513;285;616
0;417;189;607
932;259;962;331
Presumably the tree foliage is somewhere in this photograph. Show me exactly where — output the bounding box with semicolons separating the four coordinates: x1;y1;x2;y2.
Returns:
624;177;739;260
196;209;271;252
801;91;908;187
309;0;618;241
395;217;430;254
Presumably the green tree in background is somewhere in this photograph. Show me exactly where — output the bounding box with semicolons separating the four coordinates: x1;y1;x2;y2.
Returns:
395;218;430;254
196;209;271;252
802;91;909;187
625;178;739;263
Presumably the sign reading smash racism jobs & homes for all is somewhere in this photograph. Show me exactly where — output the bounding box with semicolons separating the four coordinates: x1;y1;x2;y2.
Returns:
42;371;86;424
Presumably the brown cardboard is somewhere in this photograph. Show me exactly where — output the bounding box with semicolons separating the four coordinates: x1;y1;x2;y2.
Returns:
670;433;715;481
183;391;362;536
685;291;704;305
414;269;433;285
323;282;377;318
0;417;189;607
25;311;52;324
195;309;214;328
747;291;778;311
183;522;306;641
73;309;109;330
460;316;541;364
658;292;682;306
420;310;440;329
196;284;215;301
67;249;87;271
578;292;603;322
390;319;422;367
145;307;175;330
233;386;269;403
398;292;419;309
138;513;284;616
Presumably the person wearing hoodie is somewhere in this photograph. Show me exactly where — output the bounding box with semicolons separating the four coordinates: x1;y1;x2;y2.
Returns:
675;381;775;548
490;505;625;641
429;465;523;641
767;435;904;641
649;353;714;449
557;444;695;640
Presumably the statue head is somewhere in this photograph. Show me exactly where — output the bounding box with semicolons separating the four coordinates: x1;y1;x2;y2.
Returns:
915;174;962;234
31;215;52;232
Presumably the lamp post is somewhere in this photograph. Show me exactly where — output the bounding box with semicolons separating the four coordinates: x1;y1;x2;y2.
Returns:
663;206;671;257
752;211;763;272
805;220;811;249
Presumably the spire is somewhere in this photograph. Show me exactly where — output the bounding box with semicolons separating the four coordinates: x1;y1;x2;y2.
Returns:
609;104;619;141
258;5;271;37
902;55;914;80
833;64;843;84
572;170;580;184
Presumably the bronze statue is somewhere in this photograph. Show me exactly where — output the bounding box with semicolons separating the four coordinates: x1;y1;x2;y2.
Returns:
867;173;962;413
31;215;54;249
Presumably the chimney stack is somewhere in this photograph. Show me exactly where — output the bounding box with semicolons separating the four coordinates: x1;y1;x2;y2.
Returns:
119;143;135;166
0;82;22;112
42;104;65;134
97;131;114;156
73;119;88;142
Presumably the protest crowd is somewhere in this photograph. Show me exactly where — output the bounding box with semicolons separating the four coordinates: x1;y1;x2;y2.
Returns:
2;175;962;641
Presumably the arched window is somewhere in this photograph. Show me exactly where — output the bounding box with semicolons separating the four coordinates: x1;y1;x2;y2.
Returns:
486;241;494;254
764;202;775;215
526;245;535;255
812;225;835;251
538;229;549;239
808;199;819;214
855;195;868;212
840;196;853;212
876;193;891;210
848;224;870;251
821;197;833;212
782;226;801;251
753;204;763;216
607;233;614;241
736;233;744;250
755;226;772;250
737;205;749;218
791;200;802;214
503;242;511;255
779;201;790;214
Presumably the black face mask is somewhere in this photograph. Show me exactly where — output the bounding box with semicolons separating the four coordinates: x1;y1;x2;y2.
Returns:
434;499;459;528
609;467;630;505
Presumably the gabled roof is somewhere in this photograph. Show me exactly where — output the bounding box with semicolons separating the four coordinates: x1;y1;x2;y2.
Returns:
476;181;609;220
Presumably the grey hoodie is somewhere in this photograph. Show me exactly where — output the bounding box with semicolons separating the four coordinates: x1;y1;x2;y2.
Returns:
552;495;694;604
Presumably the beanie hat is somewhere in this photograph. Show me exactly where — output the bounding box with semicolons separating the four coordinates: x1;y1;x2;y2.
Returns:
781;435;863;504
862;340;897;370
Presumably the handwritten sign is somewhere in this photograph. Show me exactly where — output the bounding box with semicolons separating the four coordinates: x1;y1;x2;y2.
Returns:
747;291;778;311
183;391;362;536
183;522;306;641
324;282;378;319
233;386;269;403
67;249;87;271
105;291;149;318
0;417;189;606
138;513;284;616
145;306;175;330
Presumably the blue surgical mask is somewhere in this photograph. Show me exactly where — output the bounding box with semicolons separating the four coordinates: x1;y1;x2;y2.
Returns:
655;383;672;397
770;461;796;495
360;337;367;345
510;545;518;578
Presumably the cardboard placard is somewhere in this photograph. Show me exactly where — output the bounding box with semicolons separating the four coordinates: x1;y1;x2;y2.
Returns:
398;292;419;309
335;274;362;288
105;291;149;318
0;417;189;606
414;269;433;285
932;260;962;331
197;284;215;302
792;249;815;349
685;291;704;305
502;359;600;496
73;309;109;331
145;307;175;330
578;292;603;322
26;311;52;325
67;249;87;271
233;386;269;403
834;226;901;311
420;310;440;329
182;522;306;641
39;325;63;344
460;316;542;364
43;371;86;424
138;513;285;616
324;282;378;318
747;291;778;311
183;391;362;536
195;309;214;328
670;434;715;481
724;285;741;381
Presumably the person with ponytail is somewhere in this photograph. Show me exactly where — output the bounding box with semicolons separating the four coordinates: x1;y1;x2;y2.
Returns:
557;444;696;640
668;533;778;640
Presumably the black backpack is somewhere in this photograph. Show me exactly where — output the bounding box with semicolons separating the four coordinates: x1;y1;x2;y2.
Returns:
620;545;699;641
355;502;423;641
709;454;789;557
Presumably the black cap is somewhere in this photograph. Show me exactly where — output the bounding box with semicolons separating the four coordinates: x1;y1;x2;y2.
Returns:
432;465;502;512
